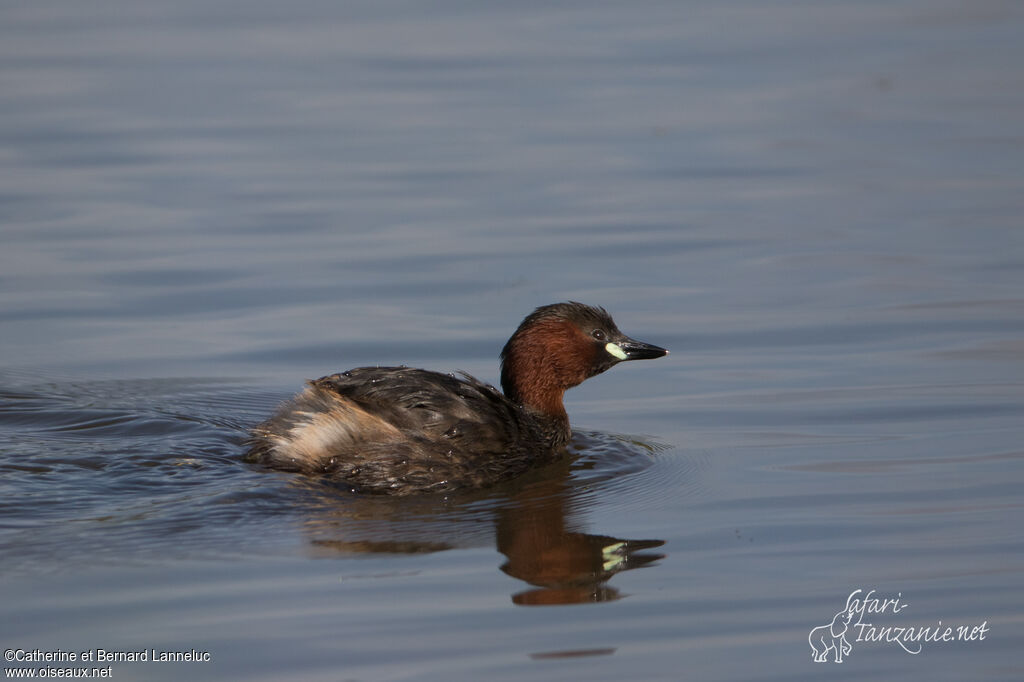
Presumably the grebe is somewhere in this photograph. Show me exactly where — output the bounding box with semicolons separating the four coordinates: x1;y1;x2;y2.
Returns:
247;302;667;494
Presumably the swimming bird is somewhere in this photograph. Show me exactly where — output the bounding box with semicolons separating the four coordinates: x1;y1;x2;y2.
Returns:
247;302;667;494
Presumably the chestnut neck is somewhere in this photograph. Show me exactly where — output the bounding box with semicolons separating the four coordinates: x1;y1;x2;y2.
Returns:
500;319;595;428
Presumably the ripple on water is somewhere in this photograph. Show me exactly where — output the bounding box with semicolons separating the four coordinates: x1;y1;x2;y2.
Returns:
0;375;684;577
567;430;712;514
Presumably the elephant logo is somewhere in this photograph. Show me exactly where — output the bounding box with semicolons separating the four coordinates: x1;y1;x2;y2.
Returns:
809;593;857;663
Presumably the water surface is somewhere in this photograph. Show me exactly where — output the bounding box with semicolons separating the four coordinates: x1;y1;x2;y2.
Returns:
2;0;1023;680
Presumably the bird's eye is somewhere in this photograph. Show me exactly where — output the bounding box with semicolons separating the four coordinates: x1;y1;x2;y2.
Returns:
591;329;606;341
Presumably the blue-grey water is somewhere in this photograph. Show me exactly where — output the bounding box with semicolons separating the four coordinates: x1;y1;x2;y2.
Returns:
2;1;1023;680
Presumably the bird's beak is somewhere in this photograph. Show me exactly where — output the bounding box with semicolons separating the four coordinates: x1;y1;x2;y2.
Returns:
605;337;668;361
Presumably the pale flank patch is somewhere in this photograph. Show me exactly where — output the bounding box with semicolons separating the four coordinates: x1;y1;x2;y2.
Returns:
605;342;628;360
276;389;401;465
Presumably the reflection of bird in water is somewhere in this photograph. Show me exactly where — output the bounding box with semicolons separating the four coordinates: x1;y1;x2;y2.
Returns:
495;477;664;605
502;535;664;605
299;441;665;606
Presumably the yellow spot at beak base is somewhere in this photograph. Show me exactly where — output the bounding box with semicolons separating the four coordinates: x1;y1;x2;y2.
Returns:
605;342;628;360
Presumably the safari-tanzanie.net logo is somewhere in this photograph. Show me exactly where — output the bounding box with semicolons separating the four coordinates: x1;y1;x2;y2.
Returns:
808;589;989;663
